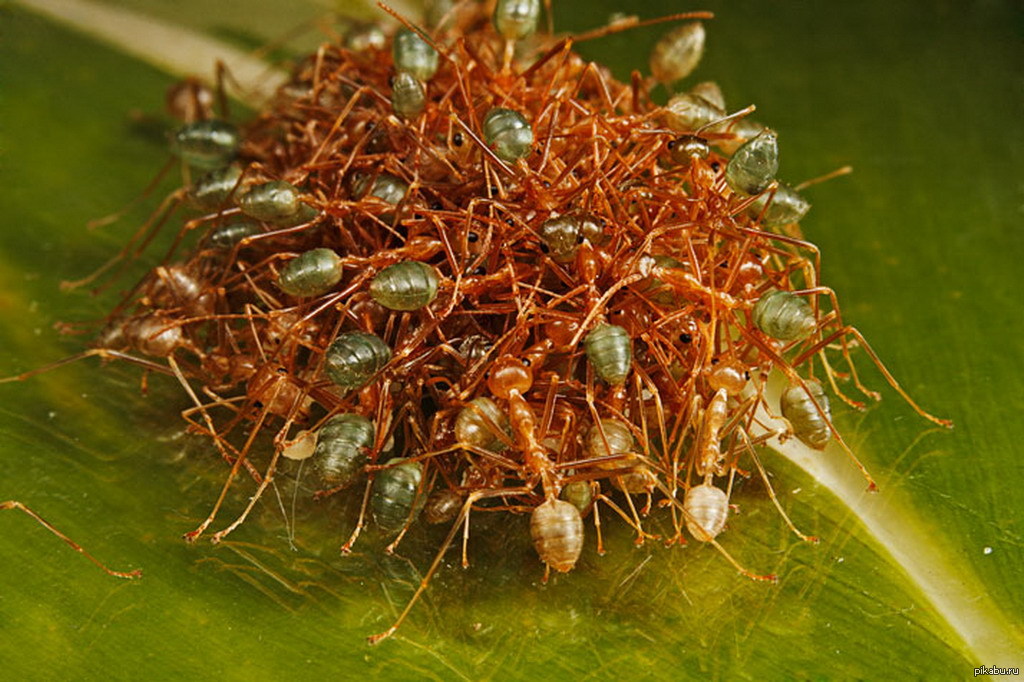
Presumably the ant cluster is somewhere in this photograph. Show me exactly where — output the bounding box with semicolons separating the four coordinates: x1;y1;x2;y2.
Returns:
4;0;951;642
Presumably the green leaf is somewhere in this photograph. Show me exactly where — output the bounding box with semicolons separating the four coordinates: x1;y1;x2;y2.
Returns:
2;0;1022;678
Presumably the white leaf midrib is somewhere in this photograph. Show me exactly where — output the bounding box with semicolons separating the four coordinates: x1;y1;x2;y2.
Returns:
756;372;1024;666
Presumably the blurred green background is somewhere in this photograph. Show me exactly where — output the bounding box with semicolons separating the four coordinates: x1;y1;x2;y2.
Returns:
1;0;1021;678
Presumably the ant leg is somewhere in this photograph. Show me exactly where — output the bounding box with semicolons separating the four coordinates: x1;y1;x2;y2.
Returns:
794;165;853;192
461;502;472;568
739;431;818;544
594;493;659;546
367;487;530;645
168;357;261;481
817;348;869;411
794;287;882;403
210;441;285;544
340;475;374;554
570;11;714;44
654;478;776;581
619;488;658;542
62;187;187;292
213;60;231;119
733;323;880;490
707;536;778;583
1;501;141;579
183;391;277;543
85;157;176;231
818;310;883;405
592;492;605;555
384;471;428;555
0;348;173;385
792;320;952;428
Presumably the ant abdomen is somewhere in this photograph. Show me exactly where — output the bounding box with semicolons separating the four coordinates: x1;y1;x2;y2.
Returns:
371;457;425;534
650;22;705;88
189;165;242;211
454;397;510;450
560;480;595;515
323;332;391;390
390;72;426;120
725;129;779;196
207;220;261;249
538;213;604;261
752;290;816;341
781;379;832;450
482;108;534;163
684;483;728;542
278;248;344;298
171;119;239;169
423;488;462;525
584;323;632;385
392;28;439;81
746;182;811;227
315;414;375;488
237;180;316;226
493;0;541;41
369;261;440;311
530;498;584;573
350;172;408;205
584;419;652;492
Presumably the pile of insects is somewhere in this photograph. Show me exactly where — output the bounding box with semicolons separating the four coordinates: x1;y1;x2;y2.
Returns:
3;0;950;642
